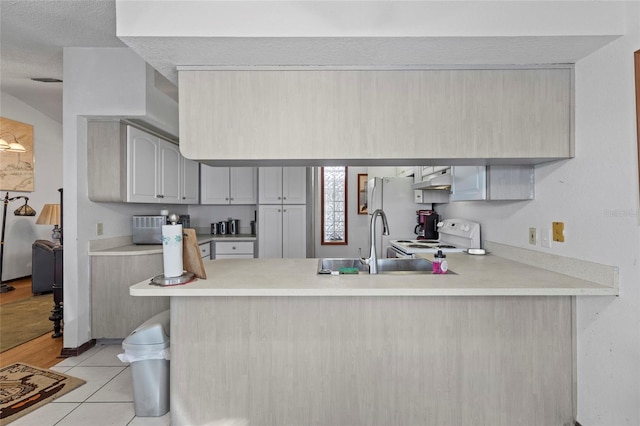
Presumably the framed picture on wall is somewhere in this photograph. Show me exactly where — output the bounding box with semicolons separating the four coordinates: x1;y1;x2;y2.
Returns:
358;174;368;215
0;117;34;192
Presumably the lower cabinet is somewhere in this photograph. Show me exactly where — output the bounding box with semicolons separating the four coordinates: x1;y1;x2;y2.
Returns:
258;205;306;258
91;253;169;338
214;241;255;259
199;242;211;260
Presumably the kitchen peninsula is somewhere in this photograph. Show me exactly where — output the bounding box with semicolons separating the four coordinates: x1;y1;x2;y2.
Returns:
131;243;616;426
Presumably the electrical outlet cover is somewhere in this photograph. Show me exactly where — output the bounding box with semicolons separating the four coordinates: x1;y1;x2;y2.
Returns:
552;222;565;242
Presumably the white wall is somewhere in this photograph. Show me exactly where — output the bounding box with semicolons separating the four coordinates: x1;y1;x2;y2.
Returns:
437;3;640;424
63;47;179;348
0;92;63;281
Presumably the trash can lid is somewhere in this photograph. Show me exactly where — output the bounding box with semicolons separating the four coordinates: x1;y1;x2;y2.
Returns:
123;310;170;346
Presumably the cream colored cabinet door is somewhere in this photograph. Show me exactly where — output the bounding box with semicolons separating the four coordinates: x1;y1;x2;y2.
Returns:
282;167;306;204
158;140;182;203
229;167;257;204
259;167;306;204
258;205;283;258
451;165;535;201
282;205;306;259
258;167;283;204
450;166;487;201
200;166;231;204
201;166;257;205
181;158;200;204
214;241;255;259
127;126;160;203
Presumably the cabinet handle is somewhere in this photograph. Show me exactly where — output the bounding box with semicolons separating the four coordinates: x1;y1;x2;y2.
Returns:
230;198;234;201
278;209;281;212
157;194;164;198
225;197;229;200
232;246;236;250
283;209;287;212
278;196;282;200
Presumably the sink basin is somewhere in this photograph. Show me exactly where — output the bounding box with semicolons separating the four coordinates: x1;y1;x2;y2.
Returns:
377;258;434;273
318;258;437;274
318;258;370;274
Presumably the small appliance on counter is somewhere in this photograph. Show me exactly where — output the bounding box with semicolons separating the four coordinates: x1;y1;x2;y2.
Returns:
132;215;166;244
132;213;190;244
177;214;190;229
414;210;439;240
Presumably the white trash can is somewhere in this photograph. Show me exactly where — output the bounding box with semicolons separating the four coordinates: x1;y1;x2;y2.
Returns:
118;310;170;417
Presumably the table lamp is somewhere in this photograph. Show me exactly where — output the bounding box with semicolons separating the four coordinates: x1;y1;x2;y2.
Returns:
36;203;61;245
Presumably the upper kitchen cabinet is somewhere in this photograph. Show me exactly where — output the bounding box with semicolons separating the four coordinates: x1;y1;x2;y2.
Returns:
450;166;535;201
258;167;307;205
181;158;200;204
179;68;573;164
128;126;181;203
200;166;257;205
88;121;197;204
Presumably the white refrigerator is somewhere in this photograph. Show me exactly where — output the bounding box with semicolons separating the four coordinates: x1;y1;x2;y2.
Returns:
367;177;421;258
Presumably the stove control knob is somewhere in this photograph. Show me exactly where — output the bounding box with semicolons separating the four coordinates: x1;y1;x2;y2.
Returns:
462;224;470;231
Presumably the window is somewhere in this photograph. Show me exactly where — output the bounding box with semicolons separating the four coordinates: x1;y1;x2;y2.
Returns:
321;166;348;245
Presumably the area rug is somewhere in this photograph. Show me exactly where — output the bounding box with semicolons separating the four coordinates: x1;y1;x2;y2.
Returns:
0;363;85;424
0;296;54;352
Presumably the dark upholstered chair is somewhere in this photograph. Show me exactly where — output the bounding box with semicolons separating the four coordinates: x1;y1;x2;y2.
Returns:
31;240;61;294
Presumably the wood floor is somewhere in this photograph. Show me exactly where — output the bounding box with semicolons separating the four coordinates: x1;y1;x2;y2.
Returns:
0;277;63;369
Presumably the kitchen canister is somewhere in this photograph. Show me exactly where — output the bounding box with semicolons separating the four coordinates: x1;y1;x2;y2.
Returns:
218;221;227;235
211;223;219;235
229;219;240;235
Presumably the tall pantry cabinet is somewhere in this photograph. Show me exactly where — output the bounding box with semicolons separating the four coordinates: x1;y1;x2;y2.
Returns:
258;167;307;258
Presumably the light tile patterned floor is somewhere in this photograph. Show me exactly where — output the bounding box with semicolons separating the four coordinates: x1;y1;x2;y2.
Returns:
12;343;170;426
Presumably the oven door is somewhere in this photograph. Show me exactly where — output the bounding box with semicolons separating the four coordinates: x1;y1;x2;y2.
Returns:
386;246;414;259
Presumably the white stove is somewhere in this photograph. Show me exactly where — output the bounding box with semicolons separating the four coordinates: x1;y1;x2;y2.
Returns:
388;219;481;257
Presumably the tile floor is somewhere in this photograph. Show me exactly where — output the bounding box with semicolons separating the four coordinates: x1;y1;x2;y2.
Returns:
12;342;170;426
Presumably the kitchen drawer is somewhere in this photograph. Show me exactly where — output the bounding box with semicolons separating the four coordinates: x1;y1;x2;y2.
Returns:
215;241;255;255
199;242;211;259
215;254;255;259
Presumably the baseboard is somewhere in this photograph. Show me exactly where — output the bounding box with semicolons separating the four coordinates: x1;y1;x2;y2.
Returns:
60;339;96;358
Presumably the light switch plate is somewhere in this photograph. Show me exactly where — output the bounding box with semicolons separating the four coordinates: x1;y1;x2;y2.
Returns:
97;223;103;236
541;228;551;248
529;227;537;245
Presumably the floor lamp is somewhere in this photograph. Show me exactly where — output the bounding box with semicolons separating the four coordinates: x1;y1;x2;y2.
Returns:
0;192;37;293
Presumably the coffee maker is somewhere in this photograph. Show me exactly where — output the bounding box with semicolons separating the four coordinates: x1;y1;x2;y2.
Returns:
414;210;439;240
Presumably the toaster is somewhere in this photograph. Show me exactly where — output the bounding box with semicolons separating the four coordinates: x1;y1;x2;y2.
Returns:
132;215;166;244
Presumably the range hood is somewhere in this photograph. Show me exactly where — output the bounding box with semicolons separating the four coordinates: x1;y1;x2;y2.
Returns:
412;168;452;190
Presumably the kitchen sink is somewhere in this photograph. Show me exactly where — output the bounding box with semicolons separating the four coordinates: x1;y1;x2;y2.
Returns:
318;258;439;275
318;258;370;274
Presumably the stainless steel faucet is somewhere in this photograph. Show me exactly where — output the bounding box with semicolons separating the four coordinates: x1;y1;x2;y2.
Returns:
361;209;389;274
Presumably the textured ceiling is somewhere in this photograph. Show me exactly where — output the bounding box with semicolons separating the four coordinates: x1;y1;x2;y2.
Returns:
0;0;625;125
0;0;124;123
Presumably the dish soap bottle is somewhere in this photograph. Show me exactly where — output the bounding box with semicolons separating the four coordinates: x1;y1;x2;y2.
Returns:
432;250;448;274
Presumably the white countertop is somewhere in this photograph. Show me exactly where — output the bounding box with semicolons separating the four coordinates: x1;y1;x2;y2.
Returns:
129;252;618;297
89;234;256;256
